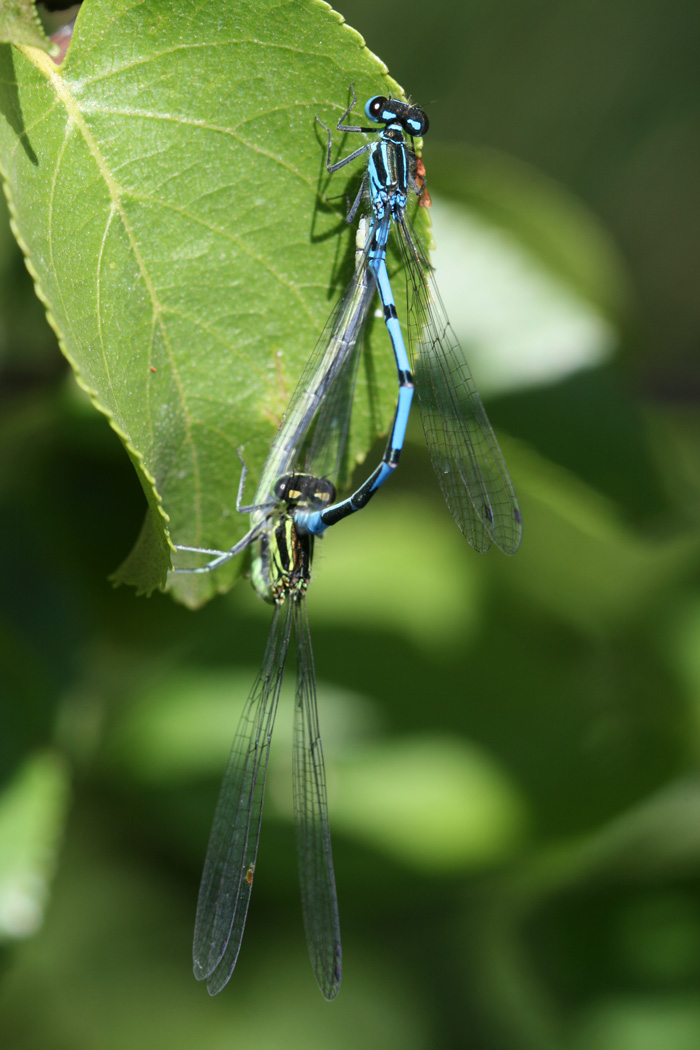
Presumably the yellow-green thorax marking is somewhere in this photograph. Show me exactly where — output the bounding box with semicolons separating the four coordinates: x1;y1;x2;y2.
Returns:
250;473;336;604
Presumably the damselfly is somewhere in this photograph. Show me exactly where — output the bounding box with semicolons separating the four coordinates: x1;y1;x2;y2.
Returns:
304;88;523;554
185;467;342;999
177;220;388;999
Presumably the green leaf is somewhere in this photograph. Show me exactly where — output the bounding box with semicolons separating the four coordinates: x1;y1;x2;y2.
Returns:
102;661;526;872
102;665;376;784
0;750;70;941
429;195;618;397
428;143;631;322
0;0;427;605
0;0;55;54
310;492;484;650
331;734;528;872
504;440;700;635
424;145;632;399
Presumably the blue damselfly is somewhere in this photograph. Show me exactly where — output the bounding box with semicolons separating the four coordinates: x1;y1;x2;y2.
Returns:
302;88;523;554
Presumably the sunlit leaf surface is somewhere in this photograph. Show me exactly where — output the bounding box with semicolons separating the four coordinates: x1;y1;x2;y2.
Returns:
0;0;426;603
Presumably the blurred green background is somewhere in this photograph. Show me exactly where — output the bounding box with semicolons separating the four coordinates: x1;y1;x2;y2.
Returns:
1;2;700;1049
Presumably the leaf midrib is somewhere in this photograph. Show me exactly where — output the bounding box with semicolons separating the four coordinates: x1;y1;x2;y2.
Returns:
22;43;204;533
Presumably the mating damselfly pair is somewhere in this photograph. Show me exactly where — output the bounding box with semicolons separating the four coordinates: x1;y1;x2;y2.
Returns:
175;89;522;1000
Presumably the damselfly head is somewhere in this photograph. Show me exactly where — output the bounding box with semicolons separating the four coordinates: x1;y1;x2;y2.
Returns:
364;96;429;137
273;473;337;509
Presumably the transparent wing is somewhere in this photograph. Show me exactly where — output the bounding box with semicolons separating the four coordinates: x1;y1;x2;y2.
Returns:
305;211;397;489
292;600;342;1000
302;304;366;487
397;213;523;555
192;601;293;995
254;224;377;503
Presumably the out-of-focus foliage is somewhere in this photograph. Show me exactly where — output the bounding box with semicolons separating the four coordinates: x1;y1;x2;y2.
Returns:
1;2;699;1049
